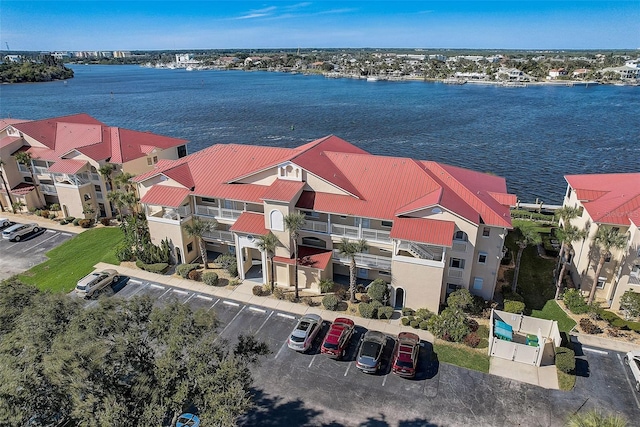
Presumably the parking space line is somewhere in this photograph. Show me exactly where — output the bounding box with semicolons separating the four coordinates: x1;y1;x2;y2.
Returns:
45;229;56;233
617;353;640;409
207;299;221;312
196;295;213;301
158;288;172;299
255;311;275;335
382;374;388;387
149;284;165;290
172;289;189;295
129;279;142;285
308;355;317;368
214;305;246;342
344;363;351;377
20;232;59;252
223;301;240;307
61;232;72;237
277;313;295;320
249;306;266;313
127;282;151;298
274;341;288;359
583;347;608;355
182;293;197;305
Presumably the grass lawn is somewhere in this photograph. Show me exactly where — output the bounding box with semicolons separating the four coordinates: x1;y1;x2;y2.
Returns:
531;300;577;333
433;340;490;373
18;227;122;293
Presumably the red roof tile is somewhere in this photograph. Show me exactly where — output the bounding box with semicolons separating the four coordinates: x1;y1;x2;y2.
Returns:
273;246;333;270
0;118;31;129
46;159;87;174
390;217;456;247
566;173;640;226
229;212;267;235
11;182;36;195
261;179;305;203
140;185;191;208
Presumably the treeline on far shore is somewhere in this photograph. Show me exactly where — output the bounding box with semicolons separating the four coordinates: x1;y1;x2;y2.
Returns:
1;61;74;83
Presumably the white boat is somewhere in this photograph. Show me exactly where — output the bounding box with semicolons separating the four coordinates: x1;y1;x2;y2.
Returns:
186;66;194;71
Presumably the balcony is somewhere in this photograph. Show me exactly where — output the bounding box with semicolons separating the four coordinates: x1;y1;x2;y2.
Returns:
331;223;391;243
397;242;443;261
202;229;234;243
195;204;243;221
332;251;392;271
147;205;192;223
448;268;464;279
17;164;30;173
90;173;101;182
40;184;57;195
33;166;50;175
51;173;91;187
301;220;329;233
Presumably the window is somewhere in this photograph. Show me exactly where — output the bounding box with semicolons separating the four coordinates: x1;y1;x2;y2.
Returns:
596;277;606;289
153;156;158;164
357;268;368;279
228;245;236;254
381;220;393;228
378;271;391;276
302;237;326;248
454;230;467;241
94;185;102;193
177;145;187;158
360;218;370;229
477;252;488;264
567;187;572;199
224;200;234;209
303;210;319;219
84;194;91;201
482;227;490;237
147;158;153;166
270;210;284;231
201;197;216;204
473;277;484;290
446;283;462;294
187;243;193;253
24;177;33;183
449;258;465;269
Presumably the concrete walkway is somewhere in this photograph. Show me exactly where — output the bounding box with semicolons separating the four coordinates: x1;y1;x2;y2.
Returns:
1;211;87;234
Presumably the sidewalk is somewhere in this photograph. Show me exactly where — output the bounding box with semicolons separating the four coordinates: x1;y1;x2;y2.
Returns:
1;211;87;234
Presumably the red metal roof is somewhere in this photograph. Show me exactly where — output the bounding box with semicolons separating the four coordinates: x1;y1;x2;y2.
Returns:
0;136;21;149
566;173;640;226
390;217;456;247
46;159;88;174
261;179;305;203
229;212;268;235
10;182;36;195
273;246;333;270
140;185;191;208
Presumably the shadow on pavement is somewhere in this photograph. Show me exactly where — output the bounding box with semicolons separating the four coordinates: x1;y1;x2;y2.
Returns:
241;388;324;426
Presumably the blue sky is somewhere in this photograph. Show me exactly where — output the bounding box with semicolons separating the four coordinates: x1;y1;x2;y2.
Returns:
1;1;639;51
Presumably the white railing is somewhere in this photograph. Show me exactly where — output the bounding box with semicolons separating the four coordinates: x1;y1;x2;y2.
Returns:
331;223;360;238
90;173;101;182
52;173;91;187
332;251;392;270
398;242;443;261
40;184;57;194
155;205;192;221
203;229;234;242
195;204;242;220
361;228;391;242
18;164;30;173
220;208;242;220
301;220;328;233
33;166;49;175
448;269;464;278
452;241;467;252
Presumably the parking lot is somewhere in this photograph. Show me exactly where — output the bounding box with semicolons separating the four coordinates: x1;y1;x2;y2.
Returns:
0;221;74;281
79;275;640;426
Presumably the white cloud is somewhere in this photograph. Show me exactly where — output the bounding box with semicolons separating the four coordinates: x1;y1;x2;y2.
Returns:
235;6;277;20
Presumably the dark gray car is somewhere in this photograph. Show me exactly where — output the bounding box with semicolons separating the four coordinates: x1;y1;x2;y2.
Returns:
356;330;387;374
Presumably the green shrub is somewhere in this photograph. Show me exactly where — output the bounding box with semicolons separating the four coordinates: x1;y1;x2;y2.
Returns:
48;213;56;220
59;220;67;225
367;279;389;303
115;243;134;262
302;296;316;306
414;308;433;321
229;278;240;287
469;295;488;315
463;332;481;348
555;347;576;373
135;260;169;274
410;320;420;329
359;302;375;319
401;317;411;326
72;218;81;226
402;307;415;316
447;288;474;310
252;285;264;296
378;306;394;320
319;279;335;293
428;308;469;343
322;294;339;311
40;210;49;218
65;216;75;223
504;300;526;314
78;219;92;228
188;270;201;281
285;292;298;303
564;289;589;314
176;263;199;278
334;287;347;301
273;287;285;300
419;320;429;330
502;290;524;302
202;272;219;286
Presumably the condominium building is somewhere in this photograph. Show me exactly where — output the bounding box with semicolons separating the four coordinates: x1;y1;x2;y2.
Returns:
562;173;640;310
134;135;515;312
0;114;187;218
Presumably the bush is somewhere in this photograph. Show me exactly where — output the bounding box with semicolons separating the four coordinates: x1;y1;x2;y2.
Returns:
579;318;602;334
285;292;298;303
229;279;240;287
447;288;474;311
78;219;92;228
176;263;199;278
252;285;264;296
135;260;169;274
48;213;56;220
40;210;49;218
367;279;389;303
202;272;219;286
504;300;526;314
402;307;415;316
273;287;285;300
65;216;75;223
72;218;81;226
360;294;371;303
100;217;111;226
466;318;479;332
188;270;201;281
319;279;335;293
334;287;348;301
378;306;394;320
59;220;67;225
414;308;433;322
359;302;375;319
419;320;429;330
502;290;524;303
428;308;469;343
322;294;339;310
302;296;317;306
555;347;576;373
410;320;420;329
463;332;481;348
401;317;411;326
564;289;589;314
468;295;488;315
115;243;134;262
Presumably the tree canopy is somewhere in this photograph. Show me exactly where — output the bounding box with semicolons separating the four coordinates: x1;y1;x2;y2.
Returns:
0;279;269;427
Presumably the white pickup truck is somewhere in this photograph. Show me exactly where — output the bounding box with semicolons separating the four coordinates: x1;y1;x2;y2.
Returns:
75;269;119;299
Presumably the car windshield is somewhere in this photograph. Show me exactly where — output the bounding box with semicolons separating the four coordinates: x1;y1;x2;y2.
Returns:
76;285;87;291
396;359;413;368
290;335;305;343
323;342;339;350
361;341;381;358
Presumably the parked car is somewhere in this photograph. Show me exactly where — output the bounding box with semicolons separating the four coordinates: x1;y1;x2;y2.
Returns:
392;332;420;378
75;269;119;299
356;330;388;374
625;350;640;391
287;314;323;352
2;222;39;241
0;218;10;228
321;317;355;359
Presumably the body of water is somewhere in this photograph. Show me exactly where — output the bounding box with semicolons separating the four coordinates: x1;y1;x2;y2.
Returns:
1;65;638;204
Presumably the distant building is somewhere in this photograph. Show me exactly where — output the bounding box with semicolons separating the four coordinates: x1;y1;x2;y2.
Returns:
547;68;568;79
113;51;132;58
52;51;72;60
176;54;194;64
572;68;590;78
3;55;22;63
602;65;640;80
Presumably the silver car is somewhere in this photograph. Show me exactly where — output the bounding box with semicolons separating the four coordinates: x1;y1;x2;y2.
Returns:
287;314;323;352
356;330;388;374
75;269;120;299
626;351;640;392
0;218;10;228
2;222;40;241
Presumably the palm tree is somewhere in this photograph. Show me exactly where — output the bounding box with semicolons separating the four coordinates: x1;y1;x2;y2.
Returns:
554;206;582;278
337;237;369;303
107;191;126;220
587;226;628;305
14;151;41;206
183;219;217;270
511;220;542;293
554;225;588;299
256;232;280;292
98;162;115;191
284;212;306;300
0;158;16;213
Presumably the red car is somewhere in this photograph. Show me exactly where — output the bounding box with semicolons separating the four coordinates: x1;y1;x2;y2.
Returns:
391;332;420;378
320;317;355;359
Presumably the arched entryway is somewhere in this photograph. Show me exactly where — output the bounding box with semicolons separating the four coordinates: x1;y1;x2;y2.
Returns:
394;288;405;309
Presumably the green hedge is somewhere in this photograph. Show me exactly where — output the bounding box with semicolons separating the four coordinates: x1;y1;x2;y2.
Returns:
599;310;640;332
359;302;376;319
135;260;168;274
377;306;394;320
555;347;576;373
176;263;199;278
202;271;219;286
504;300;526;314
